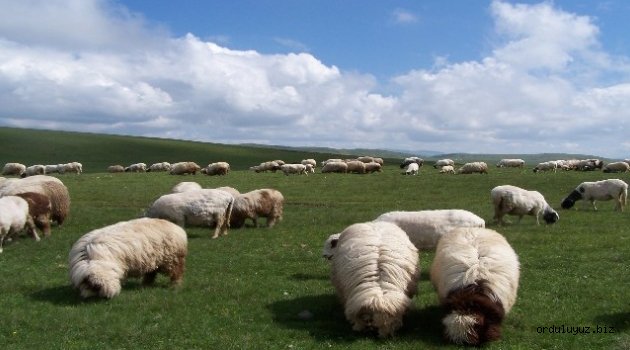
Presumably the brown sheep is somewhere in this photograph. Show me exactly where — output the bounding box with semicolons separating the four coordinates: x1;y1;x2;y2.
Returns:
230;189;284;228
15;192;52;239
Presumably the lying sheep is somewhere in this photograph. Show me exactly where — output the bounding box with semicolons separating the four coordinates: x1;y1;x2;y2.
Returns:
15;192;52;239
491;185;559;225
321;161;348;173
2;163;26;177
329;221;419;337
374;209;485;250
146;189;234;239
280;163;306;176
23;165;46;177
433;159;454;169
171;181;202;193
431;227;520;346
230;189;284;228
169;162;201;175
0;175;70;225
496;159;525;168
533;161;558;173
404;162;419;175
561;179;628;211
203;162;230;176
457;162;488;174
107;165;125;173
68;218;188;299
125;163;147;172
0;196;36;253
346;160;366;174
439;165;455;174
602;161;630;173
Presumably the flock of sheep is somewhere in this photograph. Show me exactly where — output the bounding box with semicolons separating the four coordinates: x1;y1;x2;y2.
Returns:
1;154;628;346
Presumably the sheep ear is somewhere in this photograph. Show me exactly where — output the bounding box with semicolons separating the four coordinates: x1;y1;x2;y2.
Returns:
330;238;338;249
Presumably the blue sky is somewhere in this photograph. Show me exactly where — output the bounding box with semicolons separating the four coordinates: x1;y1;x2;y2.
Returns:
1;0;630;157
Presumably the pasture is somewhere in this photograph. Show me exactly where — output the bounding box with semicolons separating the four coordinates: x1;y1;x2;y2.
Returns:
1;157;629;348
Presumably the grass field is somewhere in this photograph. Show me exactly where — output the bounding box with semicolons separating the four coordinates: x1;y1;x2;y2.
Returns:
0;129;628;349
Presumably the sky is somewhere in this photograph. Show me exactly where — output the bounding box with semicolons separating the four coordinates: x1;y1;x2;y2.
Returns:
1;0;629;158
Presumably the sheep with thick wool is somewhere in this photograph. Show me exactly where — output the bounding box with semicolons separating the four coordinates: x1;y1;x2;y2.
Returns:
491;185;559;225
329;221;419;337
230;189;284;228
280;163;306;175
108;165;125;173
322;161;348;173
125;163;147;172
2;163;26;177
457;162;488;174
533;161;558;173
400;157;423;169
169;162;201;175
171;181;202;193
68;218;187;299
146;189;234;239
364;162;382;173
0;195;37;253
439;165;455;174
431;227;520;346
496;159;525;168
404;162;419;175
374;209;485;250
23;165;46;177
433;159;454;169
15;192;52;239
0;175;70;225
202;162;230;176
346;160;367;174
602;161;630;173
148;162;171;172
561;179;628;211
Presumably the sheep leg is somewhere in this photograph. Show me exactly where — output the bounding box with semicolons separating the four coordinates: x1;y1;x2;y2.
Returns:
168;255;186;286
25;217;40;242
590;200;597;211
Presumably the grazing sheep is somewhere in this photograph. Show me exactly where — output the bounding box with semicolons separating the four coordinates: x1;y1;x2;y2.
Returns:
0;195;36;253
496;159;525;168
169;162;201;175
491;185;559;225
346;160;367;174
62;162;83;174
107;165;125;173
280;163;307;176
356;156;375;163
404;162;419;175
400;157;423;169
304;164;315;174
15;192;52;239
439;165;455;174
44;165;60;174
202;162;230;176
533;161;558;173
171;181;203;193
146;189;234;239
577;158;603;171
374;209;485;250
602;161;630;173
0;175;70;225
148;162;172;172
431;227;520;346
321;158;344;167
329;221;419;337
2;163;26;177
68;218;188;299
322;161;348;173
214;186;240;197
251;161;282;173
301;159;317;168
433;159;455;169
125;163;147;172
364;162;382;173
561;179;628;211
22;165;46;177
230;189;284;228
457;162;488;174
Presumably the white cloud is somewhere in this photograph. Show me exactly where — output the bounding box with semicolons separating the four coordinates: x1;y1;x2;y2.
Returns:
391;8;418;24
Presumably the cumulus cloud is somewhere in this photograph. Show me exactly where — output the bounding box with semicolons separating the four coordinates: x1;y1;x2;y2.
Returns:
0;0;629;157
391;8;418;24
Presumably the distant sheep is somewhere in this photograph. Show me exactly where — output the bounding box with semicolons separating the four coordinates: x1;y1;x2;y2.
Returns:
439;165;455;174
374;209;485;250
107;165;125;173
346;160;366;174
329;221;419;337
400;157;423;169
0;175;70;225
68;218;187;299
364;162;382;173
15;192;53;239
0;195;36;253
146;189;234;239
533;161;558;173
169;162;201;175
321;159;343;167
431;227;520;346
433;159;454;169
304;164;315;174
202;162;230;176
457;162;488;174
2;163;26;177
125;163;147;173
577;158;603;171
62;162;83;174
404;162;419;175
496;159;525;168
301;159;317;168
491;185;559;225
44;165;60;174
321;161;348;174
356;156;375;163
148;162;171;172
171;181;202;193
280;163;306;176
230;189;284;228
602;161;630;173
561;179;628;211
251;161;281;173
23;165;46;177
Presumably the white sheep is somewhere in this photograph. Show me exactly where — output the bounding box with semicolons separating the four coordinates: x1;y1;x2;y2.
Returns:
107;165;125;173
0;196;37;253
125;163;147;172
304;163;315;174
321;161;348;173
301;159;317;168
148;162;171;172
561;179;628;211
169;162;201;175
146;189;234;239
374;209;485;250
356;156;375;163
496;159;525;168
439;165;455;174
2;163;26;177
280;163;306;176
45;164;60;174
602;161;630;173
23;165;46;177
202;162;230;176
62;162;83;174
404;162;419;175
214;186;240;197
400;156;423;169
322;233;341;260
321;158;343;167
431;227;520;346
68;218;188;299
491;185;559;225
329;221;419;337
433;159;454;169
346;160;366;174
171;181;203;193
533;161;558;173
457;162;488;174
364;162;382;173
230;189;284;228
0;175;71;225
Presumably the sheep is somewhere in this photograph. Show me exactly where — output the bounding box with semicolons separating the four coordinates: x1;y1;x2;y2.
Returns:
457;162;488;174
356;156;375;163
2;163;26;177
431;227;520;345
439;165;455;174
373;209;485;250
230;189;284;228
321;158;343;167
346;160;366;174
15;192;52;239
304;163;315;174
0;195;36;253
496;159;525;168
321;161;348;173
251;161;281;173
329;221;419;337
146;189;234;239
561;179;628;211
433;159;454;169
404;162;419;175
400;156;423;169
125;163;147;172
22;165;46;177
491;185;559;225
322;233;341;260
301;159;317;168
148;162;172;172
44;164;60;174
602;161;630;173
62;162;83;174
214;186;240;197
533;161;558;173
169;162;201;175
373;157;384;166
0;175;70;225
577;158;603;171
202;162;230;176
107;165;125;173
280;163;306;176
171;181;202;193
364;162;382;173
68;218;188;299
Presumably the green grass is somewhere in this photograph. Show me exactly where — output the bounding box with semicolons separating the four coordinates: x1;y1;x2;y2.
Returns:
0;129;628;349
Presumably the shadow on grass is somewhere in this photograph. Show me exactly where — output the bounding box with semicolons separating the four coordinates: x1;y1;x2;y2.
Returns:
290;273;329;281
267;293;446;346
29;281;165;305
595;311;630;332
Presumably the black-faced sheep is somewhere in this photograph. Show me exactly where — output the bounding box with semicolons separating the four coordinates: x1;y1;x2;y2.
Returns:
0;175;71;225
491;185;559;225
561;179;628;211
431;227;520;346
457;162;488;174
329;221;419;337
230;189;284;228
400;156;423;169
68;218;188;299
169;162;201;175
0;195;36;253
